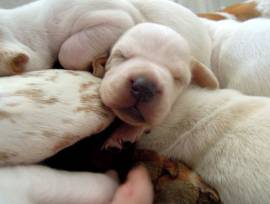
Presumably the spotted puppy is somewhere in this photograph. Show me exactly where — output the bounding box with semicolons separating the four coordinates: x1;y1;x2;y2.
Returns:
0;0;211;75
198;0;270;21
101;23;270;204
0;69;118;204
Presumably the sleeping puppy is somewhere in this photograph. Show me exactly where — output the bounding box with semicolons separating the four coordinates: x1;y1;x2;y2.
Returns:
101;23;218;147
198;0;270;21
101;23;270;204
0;0;211;75
201;18;270;97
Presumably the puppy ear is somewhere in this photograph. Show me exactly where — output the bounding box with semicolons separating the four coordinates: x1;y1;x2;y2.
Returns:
191;57;219;89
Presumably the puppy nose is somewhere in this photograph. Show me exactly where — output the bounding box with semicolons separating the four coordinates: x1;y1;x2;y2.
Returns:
131;77;157;102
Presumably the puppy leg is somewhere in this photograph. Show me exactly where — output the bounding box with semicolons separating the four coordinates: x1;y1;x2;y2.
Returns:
0;165;118;204
58;11;135;71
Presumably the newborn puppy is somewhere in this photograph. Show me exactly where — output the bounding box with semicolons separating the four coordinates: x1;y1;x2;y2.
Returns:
201;18;270;97
101;22;270;203
0;165;118;204
0;69;114;165
100;23;218;148
0;0;211;75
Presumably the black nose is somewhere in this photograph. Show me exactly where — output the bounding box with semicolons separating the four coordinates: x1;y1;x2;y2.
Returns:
131;77;157;102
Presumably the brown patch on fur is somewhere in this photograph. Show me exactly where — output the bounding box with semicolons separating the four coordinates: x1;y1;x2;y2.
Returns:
198;12;227;20
79;82;95;93
15;89;59;105
0;110;12;120
0;152;17;161
223;1;261;21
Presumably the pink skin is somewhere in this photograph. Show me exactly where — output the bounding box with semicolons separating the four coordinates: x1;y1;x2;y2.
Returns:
103;123;145;150
111;165;154;204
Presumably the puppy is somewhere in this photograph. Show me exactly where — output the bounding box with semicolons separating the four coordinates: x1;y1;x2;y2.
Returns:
201;18;270;97
0;165;118;204
101;22;270;204
0;0;211;75
198;0;270;21
100;23;218;147
0;69;114;165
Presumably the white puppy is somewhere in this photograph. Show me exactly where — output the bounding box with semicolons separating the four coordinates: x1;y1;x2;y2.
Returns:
0;0;211;75
201;18;270;97
101;23;270;204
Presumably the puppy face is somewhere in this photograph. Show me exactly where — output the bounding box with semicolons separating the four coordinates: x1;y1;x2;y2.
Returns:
0;26;51;76
100;23;218;127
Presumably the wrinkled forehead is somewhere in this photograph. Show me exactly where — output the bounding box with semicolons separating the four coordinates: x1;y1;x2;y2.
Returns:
115;24;192;65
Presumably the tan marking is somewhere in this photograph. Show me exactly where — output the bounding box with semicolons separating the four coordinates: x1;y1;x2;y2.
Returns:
0;110;12;120
198;12;227;20
223;2;261;21
15;89;59;105
0;152;17;161
24;131;36;135
79;82;95;93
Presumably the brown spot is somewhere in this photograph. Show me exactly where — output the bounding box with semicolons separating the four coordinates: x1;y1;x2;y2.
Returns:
0;110;12;120
0;152;17;161
91;53;108;78
223;1;261;21
198;12;227;21
15;89;59;105
79;82;95;93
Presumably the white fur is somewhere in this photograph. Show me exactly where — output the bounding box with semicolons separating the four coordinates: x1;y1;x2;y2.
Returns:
139;85;270;204
102;22;270;203
0;0;211;75
201;18;270;97
0;165;118;204
0;69;118;203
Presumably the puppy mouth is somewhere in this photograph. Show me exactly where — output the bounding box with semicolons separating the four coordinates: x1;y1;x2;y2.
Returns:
120;106;145;122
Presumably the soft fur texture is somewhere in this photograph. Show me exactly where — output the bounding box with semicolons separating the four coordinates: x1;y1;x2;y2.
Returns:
0;69;118;204
0;0;211;76
101;23;218;148
101;22;270;204
201;18;270;97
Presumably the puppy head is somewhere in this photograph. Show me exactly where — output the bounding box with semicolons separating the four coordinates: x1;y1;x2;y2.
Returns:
100;23;218;127
0;26;51;76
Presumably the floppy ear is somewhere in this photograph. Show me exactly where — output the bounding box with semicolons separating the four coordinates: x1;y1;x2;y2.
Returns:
191;57;219;89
